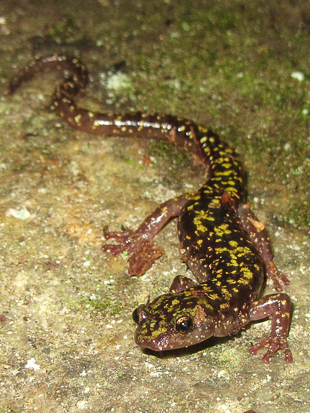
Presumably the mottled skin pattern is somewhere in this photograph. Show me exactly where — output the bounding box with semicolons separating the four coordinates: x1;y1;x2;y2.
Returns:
5;55;293;363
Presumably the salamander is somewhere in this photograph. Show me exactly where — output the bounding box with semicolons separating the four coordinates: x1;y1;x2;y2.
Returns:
5;55;293;362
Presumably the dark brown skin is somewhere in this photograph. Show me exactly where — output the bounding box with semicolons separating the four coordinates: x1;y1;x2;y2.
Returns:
5;55;293;362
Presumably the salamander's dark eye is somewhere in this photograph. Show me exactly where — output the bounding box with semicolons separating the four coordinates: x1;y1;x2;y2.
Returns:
132;308;139;324
176;316;193;333
132;306;148;324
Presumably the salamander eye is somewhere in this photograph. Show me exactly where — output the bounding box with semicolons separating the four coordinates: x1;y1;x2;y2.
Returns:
132;308;139;324
176;316;193;333
132;306;148;324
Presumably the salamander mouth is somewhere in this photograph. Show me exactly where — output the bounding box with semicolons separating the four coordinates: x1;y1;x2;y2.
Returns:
137;341;164;351
134;325;201;352
135;336;172;352
134;326;175;351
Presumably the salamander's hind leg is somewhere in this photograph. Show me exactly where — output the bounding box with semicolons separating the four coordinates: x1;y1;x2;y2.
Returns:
102;195;190;277
249;293;293;363
237;204;290;291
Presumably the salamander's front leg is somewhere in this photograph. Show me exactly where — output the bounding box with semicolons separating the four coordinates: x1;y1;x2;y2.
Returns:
102;195;189;276
238;204;290;291
249;293;292;363
169;275;198;293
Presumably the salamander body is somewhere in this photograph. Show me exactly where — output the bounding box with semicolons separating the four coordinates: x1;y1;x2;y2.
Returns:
5;55;292;362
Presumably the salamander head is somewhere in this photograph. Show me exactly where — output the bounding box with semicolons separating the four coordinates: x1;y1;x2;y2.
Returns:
132;292;215;351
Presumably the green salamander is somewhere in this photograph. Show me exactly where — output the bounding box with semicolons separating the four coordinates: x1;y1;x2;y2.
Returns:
5;55;292;362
